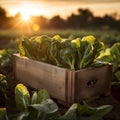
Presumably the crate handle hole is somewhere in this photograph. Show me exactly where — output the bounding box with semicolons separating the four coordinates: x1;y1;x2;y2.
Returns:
87;79;98;86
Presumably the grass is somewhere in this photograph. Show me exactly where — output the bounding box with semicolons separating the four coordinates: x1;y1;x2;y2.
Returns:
0;29;120;48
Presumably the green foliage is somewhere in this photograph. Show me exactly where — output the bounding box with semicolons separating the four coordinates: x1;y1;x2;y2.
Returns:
19;35;105;70
0;49;18;68
31;89;50;104
60;47;75;69
15;84;30;111
115;71;120;81
19;35;51;63
15;84;59;120
0;74;7;99
98;42;120;82
26;99;59;120
0;83;112;120
0;108;7;120
59;102;112;120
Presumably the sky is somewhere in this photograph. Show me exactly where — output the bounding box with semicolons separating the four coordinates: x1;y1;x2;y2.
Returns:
0;0;120;19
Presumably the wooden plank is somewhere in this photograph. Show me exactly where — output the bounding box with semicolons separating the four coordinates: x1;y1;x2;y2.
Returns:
74;65;112;102
13;54;67;101
65;70;73;105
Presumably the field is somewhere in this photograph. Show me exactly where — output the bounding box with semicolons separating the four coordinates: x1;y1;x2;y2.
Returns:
0;29;120;49
0;29;120;120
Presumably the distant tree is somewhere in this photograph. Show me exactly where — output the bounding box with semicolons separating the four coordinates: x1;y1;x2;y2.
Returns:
67;13;79;29
49;15;66;29
77;8;93;28
31;16;48;29
0;6;7;18
67;8;93;29
102;14;120;30
0;6;8;29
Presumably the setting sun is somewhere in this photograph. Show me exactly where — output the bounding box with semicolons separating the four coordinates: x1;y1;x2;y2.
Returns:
21;12;30;21
20;7;32;21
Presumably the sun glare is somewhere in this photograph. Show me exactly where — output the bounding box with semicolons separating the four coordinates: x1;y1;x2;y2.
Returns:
21;12;30;21
20;8;31;21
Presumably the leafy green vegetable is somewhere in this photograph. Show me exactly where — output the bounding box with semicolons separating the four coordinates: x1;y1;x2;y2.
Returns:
0;84;112;120
60;104;77;120
15;84;30;111
115;71;120;81
77;36;104;69
19;35;105;70
19;35;51;63
98;42;120;82
35;89;50;104
26;99;59;120
31;89;50;105
93;105;112;117
81;35;96;44
71;38;81;48
49;36;62;66
0;74;7;99
60;47;75;69
0;49;18;68
60;102;112;120
31;92;38;105
0;108;7;120
111;43;120;63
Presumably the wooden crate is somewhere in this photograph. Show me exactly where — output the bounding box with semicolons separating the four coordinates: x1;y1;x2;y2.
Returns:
13;54;112;106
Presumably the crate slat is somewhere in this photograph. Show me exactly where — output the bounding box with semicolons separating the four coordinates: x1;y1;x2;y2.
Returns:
13;54;67;101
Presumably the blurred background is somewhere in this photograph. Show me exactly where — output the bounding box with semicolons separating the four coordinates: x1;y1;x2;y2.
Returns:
0;0;120;49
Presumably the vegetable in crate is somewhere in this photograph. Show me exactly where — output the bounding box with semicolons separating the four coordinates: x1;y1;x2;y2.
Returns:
19;35;52;63
19;35;105;70
98;43;120;82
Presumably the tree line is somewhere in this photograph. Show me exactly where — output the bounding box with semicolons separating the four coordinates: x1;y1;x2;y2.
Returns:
0;6;120;30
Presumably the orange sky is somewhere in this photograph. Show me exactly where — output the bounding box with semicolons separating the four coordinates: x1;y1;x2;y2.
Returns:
0;0;120;19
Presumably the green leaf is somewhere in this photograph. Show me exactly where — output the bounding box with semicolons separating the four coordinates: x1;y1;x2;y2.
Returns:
0;74;6;81
19;42;26;57
36;89;50;104
60;47;75;69
49;38;61;66
111;43;120;57
95;105;112;117
31;92;38;104
71;38;81;48
79;44;93;69
60;104;77;120
15;84;30;111
0;108;7;120
0;74;7;89
81;35;96;44
27;99;59;120
115;71;120;81
53;35;62;42
77;103;112;118
0;74;7;99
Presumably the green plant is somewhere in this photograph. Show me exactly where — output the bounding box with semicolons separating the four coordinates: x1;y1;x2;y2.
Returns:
59;103;112;120
0;49;18;68
19;35;105;70
0;83;112;120
98;42;120;82
0;74;8;100
0;108;7;120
